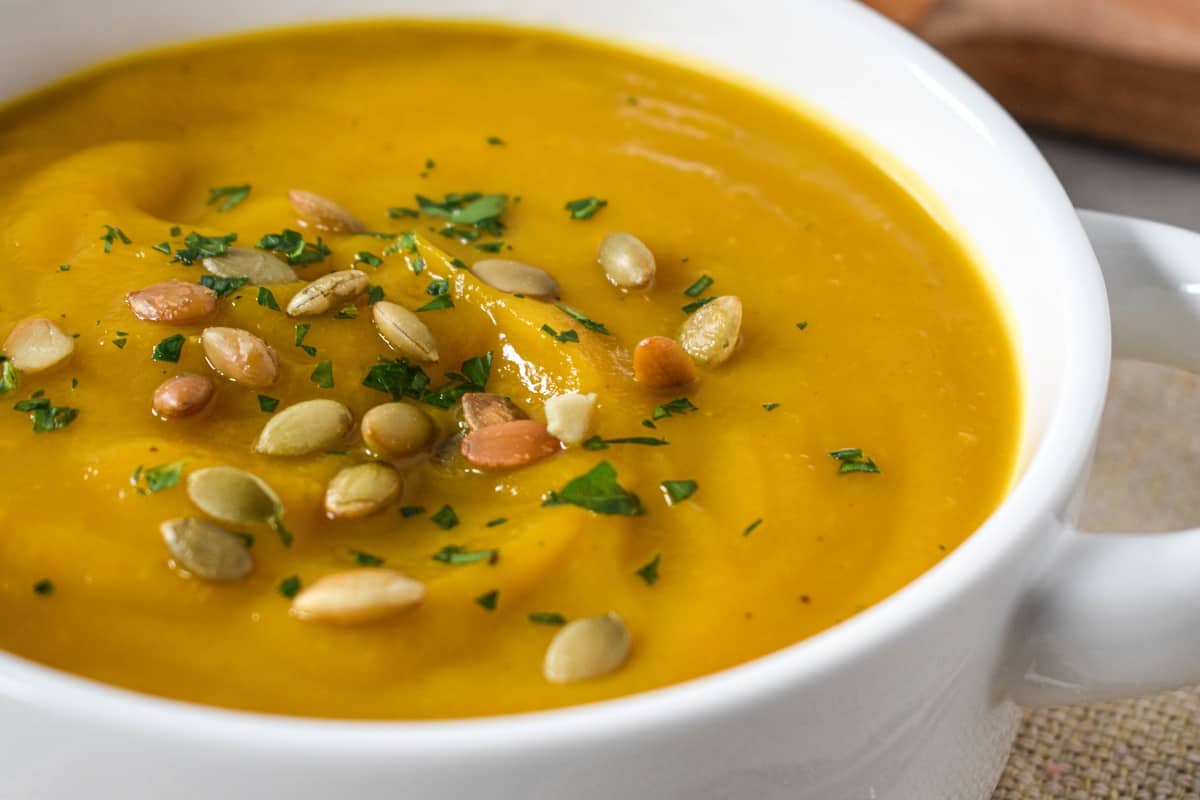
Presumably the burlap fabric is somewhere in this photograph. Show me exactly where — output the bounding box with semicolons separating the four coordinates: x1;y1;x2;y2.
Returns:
992;361;1200;798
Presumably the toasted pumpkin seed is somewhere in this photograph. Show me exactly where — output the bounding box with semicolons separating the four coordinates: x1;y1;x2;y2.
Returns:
679;295;743;366
3;317;74;373
254;398;353;456
597;233;656;289
361;403;434;458
161;517;253;581
187;466;281;525
200;327;279;388
288;189;366;234
460;419;562;470
203;247;297;284
372;301;439;362
633;336;698;389
543;612;631;684
285;269;369;317
152;373;215;419
324;462;403;519
471;259;560;299
291;568;425;623
460;392;528;432
126;280;219;324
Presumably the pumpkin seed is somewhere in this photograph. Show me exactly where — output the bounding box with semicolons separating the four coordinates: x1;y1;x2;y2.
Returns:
186;466;281;524
291;568;425;623
597;232;656;289
126;280;219;324
152;373;215;419
2;317;74;373
288;189;366;234
361;402;434;458
324;462;403;519
161;517;253;581
285;269;369;317
371;301;439;362
200;327;279;388
254;398;353;456
633;336;698;389
543;612;631;684
460;392;527;432
203;247;297;285
471;259;561;299
678;295;743;366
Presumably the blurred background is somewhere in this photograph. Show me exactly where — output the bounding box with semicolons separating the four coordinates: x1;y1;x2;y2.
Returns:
862;2;1200;797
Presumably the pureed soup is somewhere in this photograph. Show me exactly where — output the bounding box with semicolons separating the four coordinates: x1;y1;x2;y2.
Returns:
0;22;1020;719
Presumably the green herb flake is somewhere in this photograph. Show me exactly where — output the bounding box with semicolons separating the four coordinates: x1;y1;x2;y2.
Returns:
743;518;763;537
169;226;182;237
13;392;79;433
233;532;255;549
661;479;698;505
475;589;499;611
33;579;54;597
641;419;656;429
58;263;71;272
529;611;566;626
387;207;420;219
415;294;454;312
431;505;459;530
112;337;127;349
257;395;279;413
257;229;330;265
131;460;185;494
151;242;171;255
635;553;661;586
361;354;490;408
682;297;716;314
366;285;385;305
399;505;426;518
426;278;450;296
172;232;237;265
564;196;608;220
796;321;809;330
762;403;780;412
0;360;17;395
486;136;505;146
277;575;301;599
475;241;504;253
355;251;383;267
269;514;294;548
829;448;880;474
335;304;359;320
310;360;334;389
652;397;697;421
199;275;248;299
294;324;317;357
543;461;644;516
99;224;131;253
485;517;507;528
583;435;669;450
417;193;508;232
449;258;470;270
554;303;610;335
350;549;385;567
207;184;251;212
257;287;280;311
432;545;498;565
151;334;186;363
540;324;579;343
683;274;714;298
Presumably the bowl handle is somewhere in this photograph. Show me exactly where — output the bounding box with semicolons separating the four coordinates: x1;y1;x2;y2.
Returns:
1009;209;1200;707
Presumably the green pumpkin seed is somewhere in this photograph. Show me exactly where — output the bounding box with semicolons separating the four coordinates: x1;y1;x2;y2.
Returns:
161;517;253;581
186;466;281;524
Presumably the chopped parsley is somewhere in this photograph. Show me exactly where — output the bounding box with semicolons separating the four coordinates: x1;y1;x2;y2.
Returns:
151;242;171;255
431;505;459;530
486;136;505;146
257;287;280;311
416;192;508;235
99;224;131;253
682;297;715;314
362;358;430;400
382;231;417;256
387;207;419;219
207;184;251;212
151;334;185;363
540;324;579;343
310;360;334;389
112;336;127;349
257;229;330;265
257;395;279;413
399;505;426;518
475;589;499;611
635;553;661;586
355;251;383;267
172;232;236;265
762;403;780;412
426;278;450;296
564;196;608;220
683;275;714;297
829;448;880;474
350;549;385;567
269;514;294;548
796;321;808;330
475;241;504;253
130;460;184;495
294;324;317;356
529;612;566;626
743;518;763;537
232;532;255;549
543;461;644;516
277;575;301;599
485;517;507;527
661;479;698;505
361;353;491;408
583;435;668;450
554;303;610;335
415;294;454;312
366;285;385;305
14;394;79;433
199;275;248;298
33;579;54;597
58;263;72;271
169;226;182;237
335;304;359;320
652;397;697;420
432;545;498;565
0;360;17;395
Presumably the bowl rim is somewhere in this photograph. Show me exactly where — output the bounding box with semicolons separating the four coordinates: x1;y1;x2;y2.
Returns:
0;0;1111;749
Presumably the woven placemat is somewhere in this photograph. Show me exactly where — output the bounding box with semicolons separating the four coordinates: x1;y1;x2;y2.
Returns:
993;361;1200;798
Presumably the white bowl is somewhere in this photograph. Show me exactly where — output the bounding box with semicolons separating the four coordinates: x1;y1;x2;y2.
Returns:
5;2;1200;798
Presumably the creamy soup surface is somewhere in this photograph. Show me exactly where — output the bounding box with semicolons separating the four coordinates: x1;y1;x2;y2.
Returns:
0;22;1020;719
